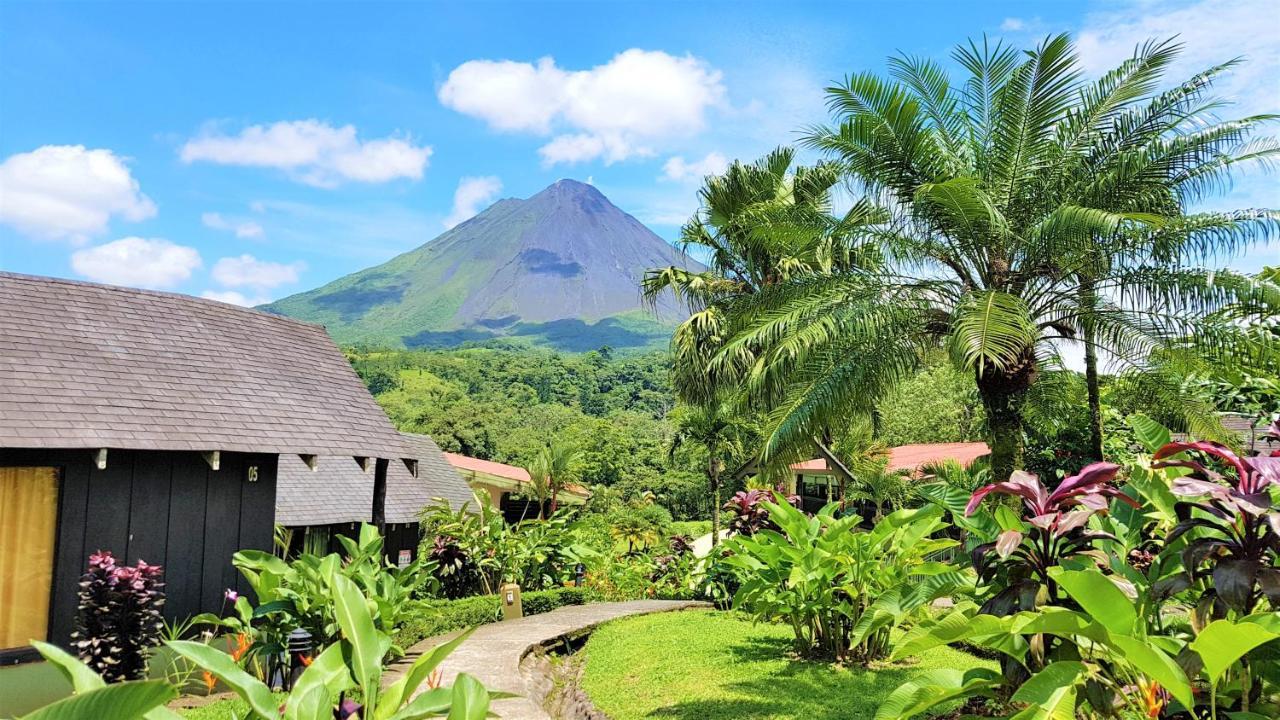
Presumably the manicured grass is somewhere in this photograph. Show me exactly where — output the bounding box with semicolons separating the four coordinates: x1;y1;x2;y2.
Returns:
174;691;286;719
668;520;712;538
176;696;254;719
581;609;994;720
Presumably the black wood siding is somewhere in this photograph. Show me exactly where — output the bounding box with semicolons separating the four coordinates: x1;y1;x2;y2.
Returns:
382;522;421;566
0;448;278;650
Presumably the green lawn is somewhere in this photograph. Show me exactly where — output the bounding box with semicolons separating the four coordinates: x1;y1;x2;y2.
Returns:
175;692;287;719
175;697;254;720
668;520;712;539
581;609;994;720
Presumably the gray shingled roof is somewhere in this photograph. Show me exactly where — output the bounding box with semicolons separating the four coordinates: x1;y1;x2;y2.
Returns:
275;453;375;526
275;432;477;526
1168;413;1280;456
0;272;407;458
391;432;477;522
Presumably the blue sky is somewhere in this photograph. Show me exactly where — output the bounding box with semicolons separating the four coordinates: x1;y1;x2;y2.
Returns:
1;0;1276;305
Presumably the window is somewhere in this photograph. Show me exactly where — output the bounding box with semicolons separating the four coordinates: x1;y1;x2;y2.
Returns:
0;467;59;651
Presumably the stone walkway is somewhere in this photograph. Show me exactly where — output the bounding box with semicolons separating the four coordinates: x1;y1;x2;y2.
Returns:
690;529;730;558
387;599;709;720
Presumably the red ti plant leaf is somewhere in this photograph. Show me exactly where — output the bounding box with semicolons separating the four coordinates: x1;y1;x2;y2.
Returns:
1156;439;1280;614
995;530;1023;558
1154;441;1249;486
966;470;1049;516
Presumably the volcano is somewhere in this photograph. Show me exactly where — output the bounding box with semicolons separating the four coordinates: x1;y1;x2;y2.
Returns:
264;179;699;351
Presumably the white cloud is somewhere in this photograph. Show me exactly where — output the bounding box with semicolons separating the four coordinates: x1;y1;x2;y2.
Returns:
443;176;503;229
1000;18;1025;31
201;289;270;307
438;57;567;133
210;254;305;291
70;237;201;289
1076;0;1280;116
0;145;156;243
180;120;432;187
202;212;264;239
662;152;729;182
440;49;726;165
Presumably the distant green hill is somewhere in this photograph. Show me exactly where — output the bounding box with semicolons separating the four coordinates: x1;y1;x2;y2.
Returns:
264;179;700;351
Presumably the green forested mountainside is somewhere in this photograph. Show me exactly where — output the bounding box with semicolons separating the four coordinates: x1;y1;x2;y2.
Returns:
348;345;994;519
348;345;711;516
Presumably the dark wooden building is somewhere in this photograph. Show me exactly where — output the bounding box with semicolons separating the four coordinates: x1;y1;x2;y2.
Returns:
274;431;475;564
0;272;411;664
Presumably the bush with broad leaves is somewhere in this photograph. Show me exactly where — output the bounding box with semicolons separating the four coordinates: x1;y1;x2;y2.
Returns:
724;497;964;663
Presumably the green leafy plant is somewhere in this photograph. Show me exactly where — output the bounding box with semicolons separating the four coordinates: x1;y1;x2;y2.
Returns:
19;640;182;720
420;497;592;594
724;497;962;662
198;523;431;675
171;574;495;720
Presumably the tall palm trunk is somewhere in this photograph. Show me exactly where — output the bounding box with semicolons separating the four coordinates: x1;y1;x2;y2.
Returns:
709;455;722;549
976;347;1039;482
1080;280;1105;461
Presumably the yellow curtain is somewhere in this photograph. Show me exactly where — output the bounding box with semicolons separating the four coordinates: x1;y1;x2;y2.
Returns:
0;467;59;650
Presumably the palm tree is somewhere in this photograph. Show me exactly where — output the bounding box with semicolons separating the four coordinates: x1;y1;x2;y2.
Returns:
523;453;552;520
691;35;1277;481
610;513;659;554
846;455;914;521
643;146;885;405
667;401;749;548
537;439;581;515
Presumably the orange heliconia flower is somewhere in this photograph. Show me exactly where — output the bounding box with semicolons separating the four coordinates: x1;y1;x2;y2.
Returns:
298;653;314;667
1139;679;1167;719
427;668;443;690
201;670;217;694
227;633;253;662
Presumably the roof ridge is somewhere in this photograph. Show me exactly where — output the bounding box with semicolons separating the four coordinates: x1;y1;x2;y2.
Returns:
0;271;329;333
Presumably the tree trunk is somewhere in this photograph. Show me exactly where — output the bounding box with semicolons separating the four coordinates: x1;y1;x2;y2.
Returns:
976;347;1039;482
710;457;721;549
1081;281;1105;461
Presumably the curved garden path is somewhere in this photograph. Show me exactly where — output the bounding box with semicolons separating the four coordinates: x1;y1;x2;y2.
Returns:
387;599;710;720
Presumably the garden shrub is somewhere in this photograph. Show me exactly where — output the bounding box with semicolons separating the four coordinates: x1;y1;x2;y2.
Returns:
723;498;961;663
394;587;590;648
419;498;590;594
71;551;166;683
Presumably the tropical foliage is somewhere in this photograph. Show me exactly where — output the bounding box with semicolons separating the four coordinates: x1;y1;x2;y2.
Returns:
881;426;1280;719
723;497;962;662
171;576;492;720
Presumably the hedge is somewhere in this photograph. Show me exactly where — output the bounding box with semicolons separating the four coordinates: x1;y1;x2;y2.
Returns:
395;586;590;648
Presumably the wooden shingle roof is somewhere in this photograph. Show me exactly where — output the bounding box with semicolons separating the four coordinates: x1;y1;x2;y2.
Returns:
0;272;407;458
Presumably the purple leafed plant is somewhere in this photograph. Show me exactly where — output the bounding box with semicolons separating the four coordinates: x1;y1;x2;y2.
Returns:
965;463;1137;614
1156;440;1280;614
428;535;475;599
724;488;801;536
71;550;166;683
668;534;694;556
